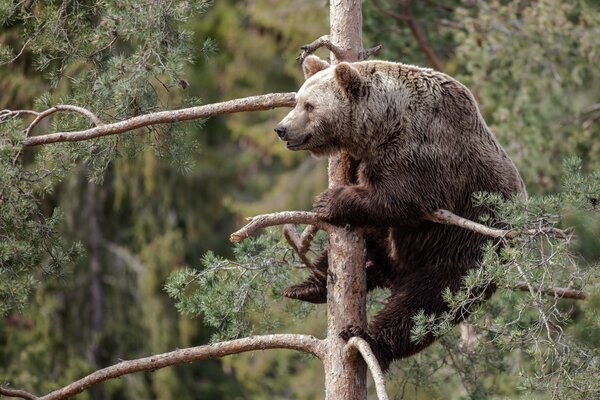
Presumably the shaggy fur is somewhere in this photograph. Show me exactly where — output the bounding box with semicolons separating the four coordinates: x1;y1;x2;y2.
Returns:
275;55;526;371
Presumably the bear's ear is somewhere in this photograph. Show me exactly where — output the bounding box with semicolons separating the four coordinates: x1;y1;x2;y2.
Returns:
302;55;330;79
334;63;366;100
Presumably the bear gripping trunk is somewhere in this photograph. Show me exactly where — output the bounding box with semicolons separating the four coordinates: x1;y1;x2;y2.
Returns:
324;1;369;399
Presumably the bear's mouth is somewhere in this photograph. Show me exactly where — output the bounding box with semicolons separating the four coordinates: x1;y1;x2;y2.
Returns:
286;135;311;150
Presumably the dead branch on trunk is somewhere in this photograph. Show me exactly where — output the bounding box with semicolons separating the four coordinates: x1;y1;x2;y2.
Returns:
345;337;390;400
296;35;382;65
0;93;295;147
0;334;325;400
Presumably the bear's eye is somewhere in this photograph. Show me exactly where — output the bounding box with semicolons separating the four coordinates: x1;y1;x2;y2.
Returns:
304;103;314;112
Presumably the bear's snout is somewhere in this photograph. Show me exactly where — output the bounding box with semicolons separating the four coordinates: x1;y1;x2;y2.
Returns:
274;125;287;140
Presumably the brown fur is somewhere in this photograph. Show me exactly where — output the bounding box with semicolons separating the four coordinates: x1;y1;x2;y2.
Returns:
275;55;526;371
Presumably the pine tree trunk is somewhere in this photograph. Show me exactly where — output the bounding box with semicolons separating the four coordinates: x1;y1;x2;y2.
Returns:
324;2;368;399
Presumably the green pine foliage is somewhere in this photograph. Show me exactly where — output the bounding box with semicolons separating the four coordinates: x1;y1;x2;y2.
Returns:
166;230;321;342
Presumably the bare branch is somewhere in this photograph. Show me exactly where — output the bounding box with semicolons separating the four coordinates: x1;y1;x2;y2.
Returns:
426;209;570;240
0;387;38;400
513;282;587;300
283;224;314;268
345;337;389;400
19;93;295;146
0;38;32;66
297;35;347;64
230;211;329;243
0;334;325;400
297;35;382;64
359;45;383;61
299;224;319;254
370;0;443;71
25;105;104;137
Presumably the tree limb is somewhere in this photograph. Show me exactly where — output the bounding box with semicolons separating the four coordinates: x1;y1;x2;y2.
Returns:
344;337;389;400
0;387;38;400
426;209;570;240
299;225;319;254
296;35;382;65
513;283;587;300
5;93;295;146
230;211;329;243
0;334;325;400
370;0;443;71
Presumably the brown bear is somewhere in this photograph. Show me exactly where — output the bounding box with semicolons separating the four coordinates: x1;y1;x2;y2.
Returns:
274;55;526;371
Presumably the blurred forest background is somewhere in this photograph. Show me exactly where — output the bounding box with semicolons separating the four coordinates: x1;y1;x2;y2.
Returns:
1;0;599;399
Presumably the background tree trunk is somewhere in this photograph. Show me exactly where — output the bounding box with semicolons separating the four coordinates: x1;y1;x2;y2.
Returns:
325;1;369;399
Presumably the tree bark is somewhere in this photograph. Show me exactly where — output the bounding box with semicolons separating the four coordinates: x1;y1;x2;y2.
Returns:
325;2;369;399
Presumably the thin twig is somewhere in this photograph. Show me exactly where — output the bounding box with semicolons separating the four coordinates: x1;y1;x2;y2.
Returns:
231;211;329;243
370;0;443;71
20;93;295;146
0;38;32;66
299;225;319;254
359;45;383;60
0;334;325;400
89;31;118;59
283;224;314;269
345;337;389;400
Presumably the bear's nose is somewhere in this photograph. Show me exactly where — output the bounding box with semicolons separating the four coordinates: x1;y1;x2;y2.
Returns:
274;125;287;139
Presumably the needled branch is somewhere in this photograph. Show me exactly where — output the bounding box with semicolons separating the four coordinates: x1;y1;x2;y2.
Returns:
0;334;325;400
3;93;295;146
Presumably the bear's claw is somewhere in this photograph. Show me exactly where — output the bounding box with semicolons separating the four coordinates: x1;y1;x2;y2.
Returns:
340;325;391;372
339;325;370;342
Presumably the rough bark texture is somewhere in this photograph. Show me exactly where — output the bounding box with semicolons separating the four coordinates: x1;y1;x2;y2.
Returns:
325;2;368;399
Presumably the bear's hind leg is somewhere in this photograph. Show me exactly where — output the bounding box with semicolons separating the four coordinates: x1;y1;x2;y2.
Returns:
341;267;463;371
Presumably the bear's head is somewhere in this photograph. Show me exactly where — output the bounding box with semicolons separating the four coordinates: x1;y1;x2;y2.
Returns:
274;55;367;157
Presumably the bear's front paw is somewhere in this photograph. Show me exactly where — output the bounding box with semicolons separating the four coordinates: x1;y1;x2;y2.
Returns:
312;188;344;224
